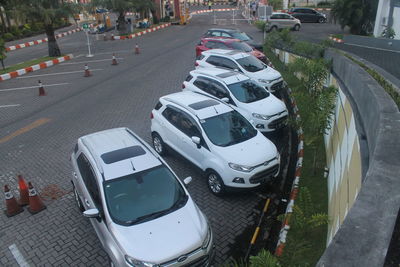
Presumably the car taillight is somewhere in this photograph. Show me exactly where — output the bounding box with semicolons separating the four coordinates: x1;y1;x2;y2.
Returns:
195;61;199;67
150;112;154;119
182;83;185;89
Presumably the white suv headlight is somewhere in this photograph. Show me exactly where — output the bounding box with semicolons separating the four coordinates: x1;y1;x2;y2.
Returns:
202;226;212;249
252;113;272;120
258;78;271;84
125;255;158;267
229;163;255;172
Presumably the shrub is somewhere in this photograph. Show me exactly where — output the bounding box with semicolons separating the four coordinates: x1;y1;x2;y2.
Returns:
317;1;332;7
23;24;31;30
254;20;266;31
153;15;159;25
3;33;14;41
160;16;170;22
21;28;31;36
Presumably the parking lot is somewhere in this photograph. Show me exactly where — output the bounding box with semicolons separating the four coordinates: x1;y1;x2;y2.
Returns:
0;9;292;266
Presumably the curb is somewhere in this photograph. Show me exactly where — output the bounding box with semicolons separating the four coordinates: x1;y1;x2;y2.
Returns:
6;28;83;52
329;36;344;43
190;8;237;15
0;54;73;82
112;23;171;40
275;86;304;257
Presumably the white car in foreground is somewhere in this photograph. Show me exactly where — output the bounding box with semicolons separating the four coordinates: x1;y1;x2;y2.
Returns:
195;49;285;94
150;91;280;196
70;128;214;266
182;68;288;132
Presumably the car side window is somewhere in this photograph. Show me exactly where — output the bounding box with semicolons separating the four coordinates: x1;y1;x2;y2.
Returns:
206;56;222;67
210;31;220;37
283;14;291;19
270;14;279;19
176;111;201;138
162;107;181;128
214;42;229;49
208;80;229;98
205;41;217;49
220;58;239;70
193;77;209;91
76;154;102;208
220;32;231;37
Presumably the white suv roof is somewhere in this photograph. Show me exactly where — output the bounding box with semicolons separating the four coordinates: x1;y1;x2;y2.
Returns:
201;49;249;60
79;128;161;180
161;91;233;120
190;68;249;85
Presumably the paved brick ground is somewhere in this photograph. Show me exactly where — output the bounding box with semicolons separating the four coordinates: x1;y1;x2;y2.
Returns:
0;9;285;266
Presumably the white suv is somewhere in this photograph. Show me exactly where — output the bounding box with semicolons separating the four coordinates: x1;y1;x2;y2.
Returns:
70;128;214;266
195;49;284;94
182;68;288;132
150;91;280;196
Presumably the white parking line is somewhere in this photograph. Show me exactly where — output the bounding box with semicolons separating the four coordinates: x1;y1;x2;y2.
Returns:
60;58;123;65
0;104;20;108
0;83;69;92
17;69;103;79
9;244;30;267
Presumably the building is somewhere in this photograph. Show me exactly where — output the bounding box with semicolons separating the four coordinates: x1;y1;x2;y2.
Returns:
374;0;400;39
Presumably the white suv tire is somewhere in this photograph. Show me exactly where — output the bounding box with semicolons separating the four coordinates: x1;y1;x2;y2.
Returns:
152;132;168;156
206;170;226;196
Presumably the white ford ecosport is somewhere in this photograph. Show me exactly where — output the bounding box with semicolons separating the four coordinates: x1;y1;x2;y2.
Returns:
182;68;288;132
195;49;285;94
150;91;280;196
70;127;214;266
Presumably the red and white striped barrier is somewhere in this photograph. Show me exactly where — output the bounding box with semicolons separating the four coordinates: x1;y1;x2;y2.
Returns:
329;36;344;43
275;86;304;257
112;23;171;40
0;54;73;82
6;28;83;52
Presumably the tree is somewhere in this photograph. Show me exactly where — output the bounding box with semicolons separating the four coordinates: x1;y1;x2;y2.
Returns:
0;38;6;70
12;0;79;57
92;0;154;35
331;0;378;35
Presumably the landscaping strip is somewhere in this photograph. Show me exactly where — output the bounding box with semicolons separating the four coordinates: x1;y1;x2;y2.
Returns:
0;54;73;81
112;23;171;40
6;28;82;52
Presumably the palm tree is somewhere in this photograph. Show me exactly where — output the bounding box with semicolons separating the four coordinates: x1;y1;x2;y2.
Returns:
0;38;6;70
13;0;79;57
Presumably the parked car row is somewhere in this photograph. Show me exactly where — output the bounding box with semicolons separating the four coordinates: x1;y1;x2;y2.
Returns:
70;28;288;267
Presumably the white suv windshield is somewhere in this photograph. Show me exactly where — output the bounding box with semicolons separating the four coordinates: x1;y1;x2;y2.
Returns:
228;80;270;103
237;56;266;72
201;110;257;147
104;165;187;225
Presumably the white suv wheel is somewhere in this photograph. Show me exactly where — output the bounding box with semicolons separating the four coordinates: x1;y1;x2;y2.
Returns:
152;133;167;156
207;171;225;196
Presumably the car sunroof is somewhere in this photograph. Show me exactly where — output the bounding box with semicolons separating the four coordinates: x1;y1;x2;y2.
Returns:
101;146;146;164
189;99;219;110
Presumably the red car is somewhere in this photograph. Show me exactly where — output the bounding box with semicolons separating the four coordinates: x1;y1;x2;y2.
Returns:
196;37;267;62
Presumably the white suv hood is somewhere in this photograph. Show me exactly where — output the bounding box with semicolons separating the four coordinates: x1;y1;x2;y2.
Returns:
249;66;281;81
213;132;277;166
109;199;207;264
245;94;287;116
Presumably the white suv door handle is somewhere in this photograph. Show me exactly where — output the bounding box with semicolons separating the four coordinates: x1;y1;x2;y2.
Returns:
73;172;77;179
84;199;90;207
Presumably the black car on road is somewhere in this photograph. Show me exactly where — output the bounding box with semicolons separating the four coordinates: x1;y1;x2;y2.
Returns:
203;28;263;50
288;8;327;23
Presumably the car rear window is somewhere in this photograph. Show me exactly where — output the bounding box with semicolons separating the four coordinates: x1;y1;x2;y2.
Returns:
185;75;193;82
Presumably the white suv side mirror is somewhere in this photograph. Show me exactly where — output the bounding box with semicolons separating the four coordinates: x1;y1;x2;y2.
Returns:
83;208;100;218
191;136;201;145
183;176;192;185
221;97;230;103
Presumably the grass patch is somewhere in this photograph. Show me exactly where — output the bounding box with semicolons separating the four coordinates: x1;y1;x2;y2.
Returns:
330;33;343;39
0;56;56;75
344;54;400;110
265;48;328;266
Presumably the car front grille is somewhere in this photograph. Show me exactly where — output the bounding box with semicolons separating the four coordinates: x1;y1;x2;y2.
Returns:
268;115;288;129
249;164;279;184
271;81;283;91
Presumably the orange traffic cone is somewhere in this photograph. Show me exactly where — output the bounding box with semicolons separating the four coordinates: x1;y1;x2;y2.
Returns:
135;43;140;55
111;53;118;65
84;64;91;77
27;182;46;214
4;185;23;217
38;80;46;96
17;175;29;206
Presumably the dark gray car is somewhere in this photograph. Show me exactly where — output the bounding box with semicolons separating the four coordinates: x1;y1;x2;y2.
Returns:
203;28;263;50
288;8;327;23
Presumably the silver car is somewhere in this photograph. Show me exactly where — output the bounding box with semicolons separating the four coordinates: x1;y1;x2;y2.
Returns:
265;12;301;32
70;127;215;266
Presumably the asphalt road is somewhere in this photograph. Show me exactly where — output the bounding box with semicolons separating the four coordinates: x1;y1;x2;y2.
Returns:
0;9;286;266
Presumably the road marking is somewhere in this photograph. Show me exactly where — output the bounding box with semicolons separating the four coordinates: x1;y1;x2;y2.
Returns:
8;244;30;267
0;83;69;92
60;58;123;65
17;69;103;79
342;43;400;54
94;50;132;55
0;118;51;144
0;104;20;108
